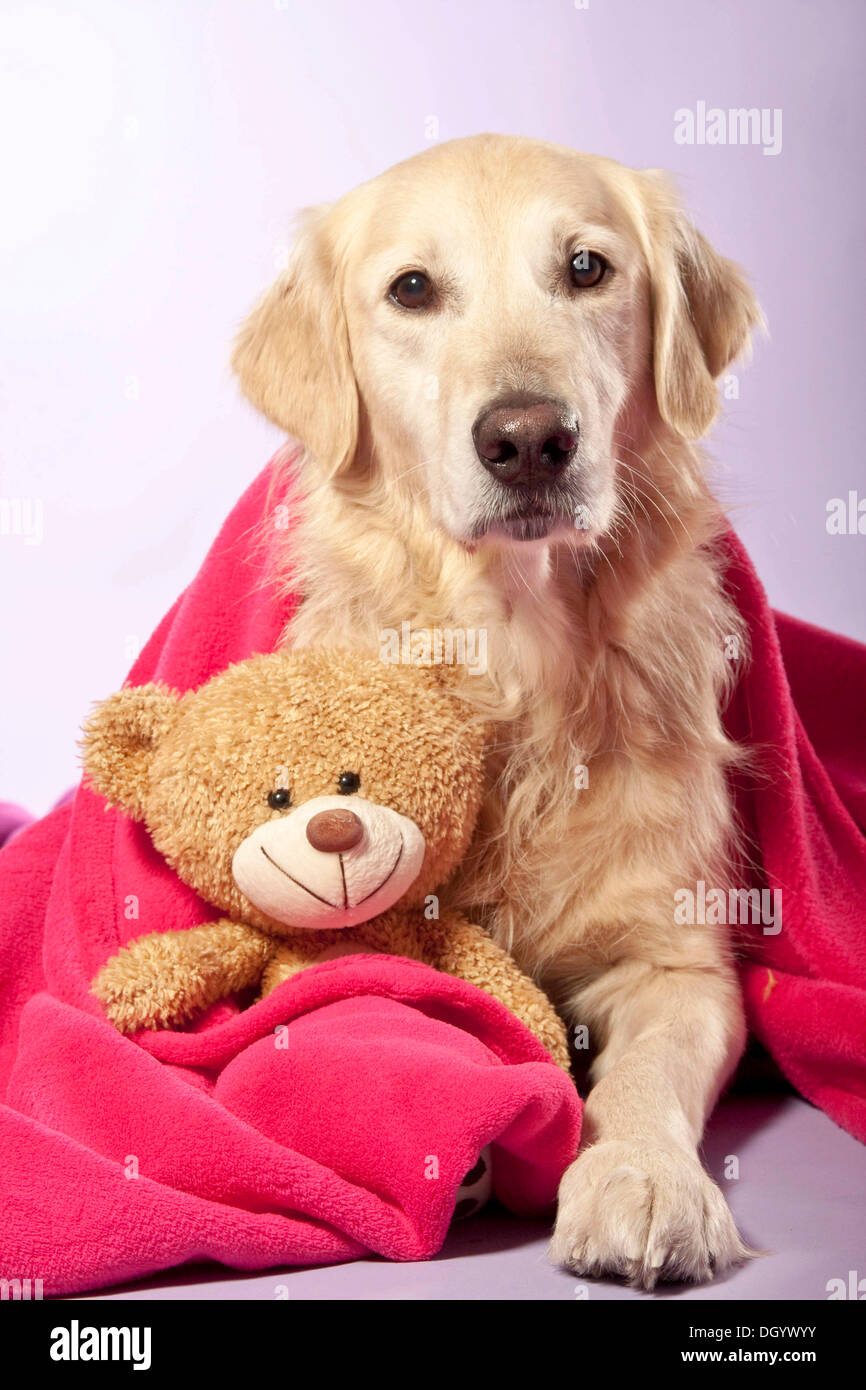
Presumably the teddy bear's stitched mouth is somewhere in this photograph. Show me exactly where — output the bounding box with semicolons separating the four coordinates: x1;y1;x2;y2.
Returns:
259;846;341;909
352;839;404;907
260;837;405;912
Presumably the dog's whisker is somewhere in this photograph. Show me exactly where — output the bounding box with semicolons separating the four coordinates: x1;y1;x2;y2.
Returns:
614;443;696;545
616;458;689;544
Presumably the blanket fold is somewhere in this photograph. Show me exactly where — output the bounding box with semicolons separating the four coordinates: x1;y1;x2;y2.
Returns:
1;453;864;1296
4;962;577;1292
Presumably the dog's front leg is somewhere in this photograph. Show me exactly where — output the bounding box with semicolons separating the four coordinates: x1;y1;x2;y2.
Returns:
550;956;753;1287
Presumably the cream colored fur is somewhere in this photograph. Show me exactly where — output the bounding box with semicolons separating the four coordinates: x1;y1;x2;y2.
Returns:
232;134;764;1288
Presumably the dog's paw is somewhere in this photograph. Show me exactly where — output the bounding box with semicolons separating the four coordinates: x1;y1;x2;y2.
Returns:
549;1140;755;1289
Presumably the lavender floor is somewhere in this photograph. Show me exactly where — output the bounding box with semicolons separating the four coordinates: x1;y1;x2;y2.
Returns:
81;1090;865;1302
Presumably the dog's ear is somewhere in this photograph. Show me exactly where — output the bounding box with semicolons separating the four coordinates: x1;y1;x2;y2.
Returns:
231;206;359;476
81;684;180;820
639;171;764;439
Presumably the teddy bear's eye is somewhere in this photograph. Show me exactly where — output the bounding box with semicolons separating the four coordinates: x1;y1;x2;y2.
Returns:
267;788;292;810
337;771;361;795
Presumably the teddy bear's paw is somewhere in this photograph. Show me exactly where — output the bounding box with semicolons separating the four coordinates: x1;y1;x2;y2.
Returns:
549;1140;756;1290
92;955;193;1033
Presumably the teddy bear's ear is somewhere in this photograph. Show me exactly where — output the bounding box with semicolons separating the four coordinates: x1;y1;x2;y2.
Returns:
81;684;180;820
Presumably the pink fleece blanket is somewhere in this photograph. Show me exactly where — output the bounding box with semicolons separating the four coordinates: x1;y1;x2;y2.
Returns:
0;459;580;1296
1;456;864;1296
722;542;866;1141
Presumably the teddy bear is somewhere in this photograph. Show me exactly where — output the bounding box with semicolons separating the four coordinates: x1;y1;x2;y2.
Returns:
82;648;570;1071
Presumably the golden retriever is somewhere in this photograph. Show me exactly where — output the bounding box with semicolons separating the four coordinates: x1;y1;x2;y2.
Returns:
232;133;763;1288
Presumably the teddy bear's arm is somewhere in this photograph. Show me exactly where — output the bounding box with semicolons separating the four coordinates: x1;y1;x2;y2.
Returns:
420;911;572;1071
259;934;370;996
92;919;275;1033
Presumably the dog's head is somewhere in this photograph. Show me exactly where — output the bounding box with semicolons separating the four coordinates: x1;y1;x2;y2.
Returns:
233;134;761;549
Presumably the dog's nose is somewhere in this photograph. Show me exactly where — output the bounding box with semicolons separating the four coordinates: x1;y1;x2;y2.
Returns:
473;396;579;485
306;808;364;853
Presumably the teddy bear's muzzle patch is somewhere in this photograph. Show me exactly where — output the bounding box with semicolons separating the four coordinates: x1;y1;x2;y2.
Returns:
231;794;426;931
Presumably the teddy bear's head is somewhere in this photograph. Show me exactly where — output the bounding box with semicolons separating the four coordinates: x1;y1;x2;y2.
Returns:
82;650;486;935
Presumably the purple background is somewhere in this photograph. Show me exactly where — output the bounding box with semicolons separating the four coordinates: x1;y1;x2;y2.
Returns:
1;0;864;813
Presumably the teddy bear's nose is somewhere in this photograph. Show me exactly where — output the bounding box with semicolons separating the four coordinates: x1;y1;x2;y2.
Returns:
305;808;364;854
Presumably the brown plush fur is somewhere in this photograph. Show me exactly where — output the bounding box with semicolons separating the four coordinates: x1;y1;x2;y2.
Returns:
83;649;570;1069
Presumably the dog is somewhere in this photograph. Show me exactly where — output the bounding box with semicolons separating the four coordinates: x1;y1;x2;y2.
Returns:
231;133;764;1288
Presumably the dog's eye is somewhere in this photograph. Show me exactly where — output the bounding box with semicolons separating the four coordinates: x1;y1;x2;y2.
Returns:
267;788;292;810
389;272;434;310
570;251;608;289
337;771;361;795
